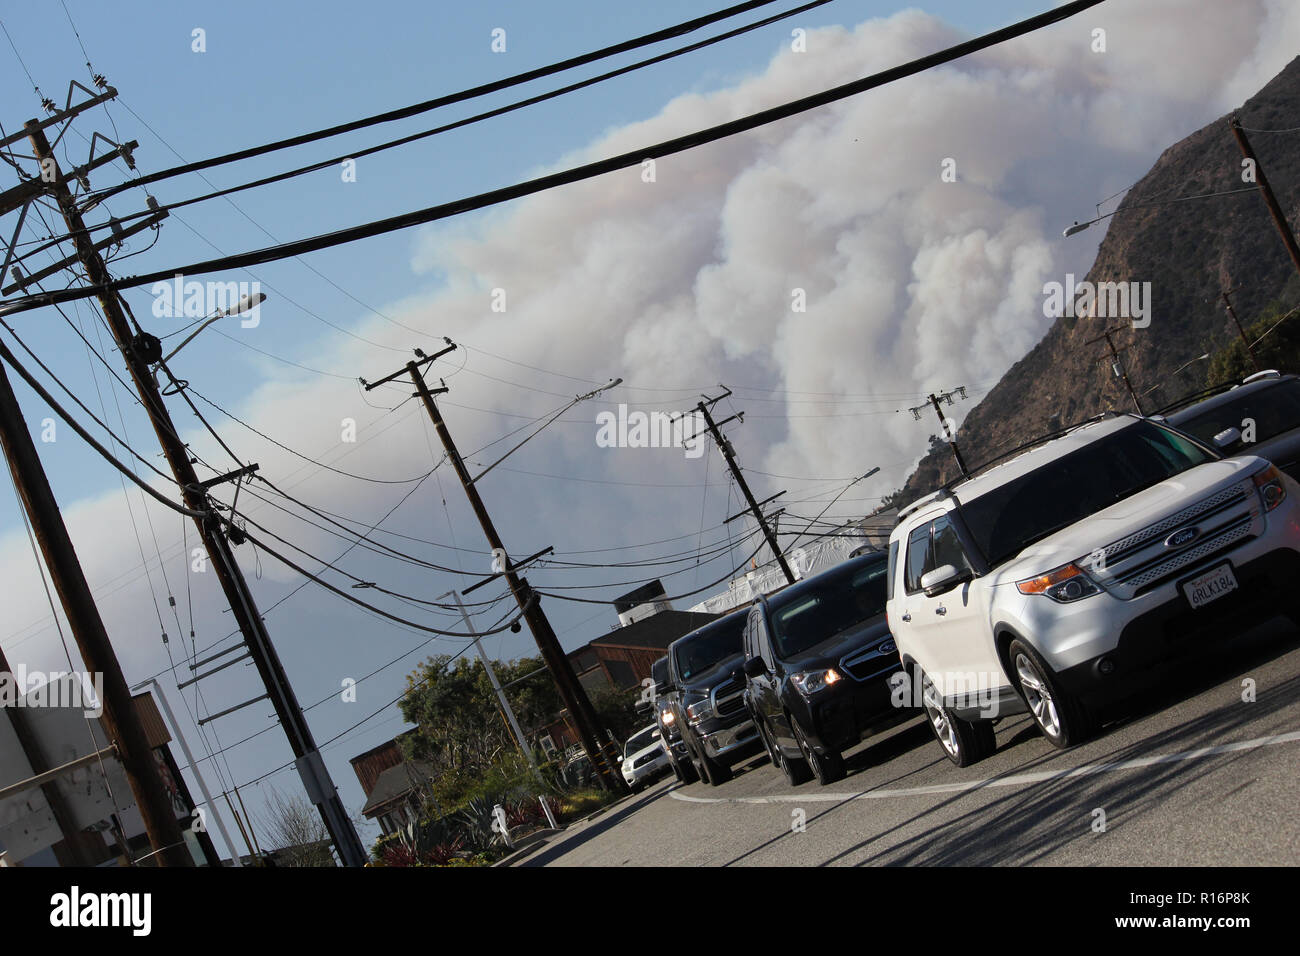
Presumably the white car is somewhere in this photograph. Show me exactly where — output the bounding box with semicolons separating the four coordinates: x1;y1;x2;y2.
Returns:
621;724;671;791
886;413;1300;766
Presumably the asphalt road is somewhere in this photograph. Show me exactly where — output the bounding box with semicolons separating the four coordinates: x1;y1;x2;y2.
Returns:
521;620;1300;866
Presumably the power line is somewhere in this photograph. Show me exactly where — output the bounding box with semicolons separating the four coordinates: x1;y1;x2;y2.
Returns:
83;1;793;205
0;0;1107;320
73;1;836;238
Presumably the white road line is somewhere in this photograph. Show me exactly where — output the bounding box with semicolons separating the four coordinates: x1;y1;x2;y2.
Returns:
669;730;1300;804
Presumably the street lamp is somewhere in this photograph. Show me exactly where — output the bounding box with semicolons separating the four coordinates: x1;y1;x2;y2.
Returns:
160;291;266;366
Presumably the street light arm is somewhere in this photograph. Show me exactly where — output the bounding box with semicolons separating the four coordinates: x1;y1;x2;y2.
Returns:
467;377;621;486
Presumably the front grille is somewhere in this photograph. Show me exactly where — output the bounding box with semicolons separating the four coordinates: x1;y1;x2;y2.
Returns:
712;677;746;717
633;751;659;769
840;643;899;682
1094;480;1260;599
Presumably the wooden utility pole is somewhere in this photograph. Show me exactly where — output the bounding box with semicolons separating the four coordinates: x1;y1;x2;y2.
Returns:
365;355;627;792
908;387;970;479
24;121;367;866
1231;117;1300;278
693;391;795;585
0;354;190;866
1222;288;1262;372
1086;326;1144;415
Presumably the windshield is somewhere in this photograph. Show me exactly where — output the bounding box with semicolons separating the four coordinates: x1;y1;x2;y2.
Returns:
1171;381;1300;446
960;420;1214;568
769;557;888;659
672;615;746;680
624;728;657;758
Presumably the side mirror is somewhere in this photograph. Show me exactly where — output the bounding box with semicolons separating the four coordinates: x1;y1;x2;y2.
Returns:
1212;426;1242;450
743;657;766;678
921;564;972;597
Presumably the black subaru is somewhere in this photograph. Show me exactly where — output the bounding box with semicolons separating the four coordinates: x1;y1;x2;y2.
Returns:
741;551;915;785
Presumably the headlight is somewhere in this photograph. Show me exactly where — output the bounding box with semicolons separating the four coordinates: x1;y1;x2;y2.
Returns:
660;709;675;726
686;699;713;724
789;668;842;695
1016;562;1101;603
622;760;633;772
1253;464;1287;511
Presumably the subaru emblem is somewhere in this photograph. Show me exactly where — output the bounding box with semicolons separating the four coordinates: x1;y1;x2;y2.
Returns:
1165;526;1199;548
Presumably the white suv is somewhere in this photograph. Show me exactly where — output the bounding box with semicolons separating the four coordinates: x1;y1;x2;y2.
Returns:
885;413;1300;766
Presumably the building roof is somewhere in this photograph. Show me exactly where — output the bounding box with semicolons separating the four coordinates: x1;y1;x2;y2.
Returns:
588;609;719;652
360;760;435;817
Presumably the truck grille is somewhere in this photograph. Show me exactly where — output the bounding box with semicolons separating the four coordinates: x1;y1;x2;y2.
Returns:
1093;481;1260;599
711;677;747;718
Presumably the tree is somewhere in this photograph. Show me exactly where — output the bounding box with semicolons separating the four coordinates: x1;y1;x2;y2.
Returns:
398;654;563;784
256;787;335;867
589;685;643;744
1206;299;1300;386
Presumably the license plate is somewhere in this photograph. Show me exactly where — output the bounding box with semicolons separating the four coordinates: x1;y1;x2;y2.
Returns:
1181;563;1238;609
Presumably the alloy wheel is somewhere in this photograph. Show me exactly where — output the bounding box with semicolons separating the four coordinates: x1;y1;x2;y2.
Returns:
922;673;960;758
1015;652;1061;739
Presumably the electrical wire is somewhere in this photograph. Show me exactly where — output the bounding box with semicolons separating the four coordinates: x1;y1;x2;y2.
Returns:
83;1;792;205
1;0;1107;320
73;1;836;239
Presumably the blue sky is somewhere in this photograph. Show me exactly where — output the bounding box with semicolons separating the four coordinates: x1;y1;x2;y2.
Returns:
2;0;1294;855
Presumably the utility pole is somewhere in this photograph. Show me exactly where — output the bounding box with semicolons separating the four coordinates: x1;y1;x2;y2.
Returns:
691;389;795;585
1085;326;1144;415
445;590;560;831
24;121;367;866
365;353;627;793
1231;117;1300;278
1222;288;1262;372
909;387;971;479
0;352;191;866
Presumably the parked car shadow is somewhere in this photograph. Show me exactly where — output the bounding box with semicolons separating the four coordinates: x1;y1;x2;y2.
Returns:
807;624;1300;866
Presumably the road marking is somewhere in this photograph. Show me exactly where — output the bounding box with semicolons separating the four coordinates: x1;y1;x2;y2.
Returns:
669;730;1300;804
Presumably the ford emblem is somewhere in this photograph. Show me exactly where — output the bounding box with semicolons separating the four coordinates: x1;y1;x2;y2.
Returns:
1165;526;1199;548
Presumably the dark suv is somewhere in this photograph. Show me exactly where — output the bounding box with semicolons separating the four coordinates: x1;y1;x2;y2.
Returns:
742;551;913;785
1164;371;1300;481
649;655;697;783
665;609;762;786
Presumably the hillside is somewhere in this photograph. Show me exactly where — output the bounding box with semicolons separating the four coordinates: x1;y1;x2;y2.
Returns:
895;56;1300;503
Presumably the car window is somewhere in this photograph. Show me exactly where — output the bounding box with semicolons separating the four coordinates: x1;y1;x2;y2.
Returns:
754;611;774;669
904;522;932;593
886;539;899;601
960;420;1214;568
1172;381;1300;446
624;728;657;757
930;516;971;574
672;614;746;680
768;558;889;658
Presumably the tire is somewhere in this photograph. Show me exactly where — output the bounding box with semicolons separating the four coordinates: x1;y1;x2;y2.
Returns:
757;717;781;768
767;718;812;786
700;749;733;786
792;717;845;785
920;668;996;767
677;753;699;784
1008;639;1096;748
